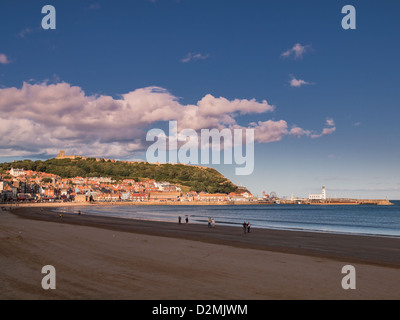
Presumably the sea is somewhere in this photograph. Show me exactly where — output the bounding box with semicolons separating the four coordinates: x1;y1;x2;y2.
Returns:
55;200;400;238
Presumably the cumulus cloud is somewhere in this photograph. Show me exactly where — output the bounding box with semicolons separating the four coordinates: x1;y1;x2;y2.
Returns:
289;75;313;87
309;118;336;138
322;127;336;135
281;43;312;59
0;54;11;64
326;118;335;126
250;120;289;143
181;52;210;63
0;81;333;159
289;75;314;88
289;126;312;138
0;82;274;158
311;126;336;139
289;120;335;139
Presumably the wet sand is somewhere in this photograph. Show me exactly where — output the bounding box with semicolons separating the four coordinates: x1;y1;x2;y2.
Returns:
1;206;400;299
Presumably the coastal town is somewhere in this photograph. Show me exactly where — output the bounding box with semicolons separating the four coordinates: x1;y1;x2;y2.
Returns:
0;152;392;206
0;167;393;206
0;166;259;204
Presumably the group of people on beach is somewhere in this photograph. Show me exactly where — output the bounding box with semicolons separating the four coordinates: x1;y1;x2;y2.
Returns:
178;215;250;233
178;215;189;224
243;221;251;234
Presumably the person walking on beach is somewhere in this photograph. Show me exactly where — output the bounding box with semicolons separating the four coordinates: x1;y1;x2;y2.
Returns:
178;216;182;224
243;221;247;234
212;218;215;228
208;217;212;228
185;216;189;224
247;222;251;233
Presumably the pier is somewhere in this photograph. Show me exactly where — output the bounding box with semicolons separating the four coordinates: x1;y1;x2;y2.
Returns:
279;198;394;206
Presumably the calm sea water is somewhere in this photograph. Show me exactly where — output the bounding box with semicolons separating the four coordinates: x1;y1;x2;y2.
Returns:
56;200;400;238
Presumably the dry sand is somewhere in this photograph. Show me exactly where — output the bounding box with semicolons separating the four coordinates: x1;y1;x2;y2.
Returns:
1;207;400;300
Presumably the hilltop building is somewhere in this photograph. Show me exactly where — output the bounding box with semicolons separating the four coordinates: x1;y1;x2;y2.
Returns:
9;168;25;177
56;150;87;160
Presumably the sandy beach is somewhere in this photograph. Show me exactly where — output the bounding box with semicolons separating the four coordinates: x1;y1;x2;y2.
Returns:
1;206;400;300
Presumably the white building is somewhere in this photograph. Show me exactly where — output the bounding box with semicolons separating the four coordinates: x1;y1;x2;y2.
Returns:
10;168;25;177
89;177;114;183
309;186;327;200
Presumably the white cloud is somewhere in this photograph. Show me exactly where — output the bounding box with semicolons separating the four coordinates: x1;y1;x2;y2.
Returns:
181;52;210;63
311;127;336;139
0;54;11;64
289;126;312;138
322;127;336;135
251;120;289;143
0;82;276;158
289;76;312;87
326;118;335;126
281;43;312;59
0;81;333;159
289;121;336;139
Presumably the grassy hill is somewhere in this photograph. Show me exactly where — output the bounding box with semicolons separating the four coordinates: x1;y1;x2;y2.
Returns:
0;158;244;194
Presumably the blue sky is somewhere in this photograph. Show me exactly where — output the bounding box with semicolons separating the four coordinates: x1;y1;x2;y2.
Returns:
1;0;399;199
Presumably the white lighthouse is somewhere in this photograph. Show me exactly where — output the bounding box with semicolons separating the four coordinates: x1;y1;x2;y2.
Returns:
321;186;326;200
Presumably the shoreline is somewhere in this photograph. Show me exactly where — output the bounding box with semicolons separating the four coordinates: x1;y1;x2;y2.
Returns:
28;203;400;240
